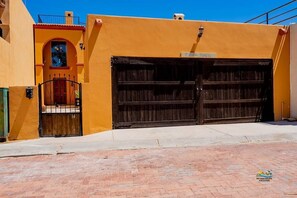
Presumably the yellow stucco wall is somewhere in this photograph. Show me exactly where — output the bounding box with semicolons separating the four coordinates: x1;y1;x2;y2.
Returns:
34;28;85;85
8;86;39;140
0;1;10;87
0;0;34;87
9;0;35;86
272;28;290;121
0;0;36;141
84;15;290;134
0;39;10;87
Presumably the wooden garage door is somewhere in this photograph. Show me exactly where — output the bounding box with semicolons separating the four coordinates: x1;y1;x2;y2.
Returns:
112;57;273;128
202;59;274;123
112;57;201;128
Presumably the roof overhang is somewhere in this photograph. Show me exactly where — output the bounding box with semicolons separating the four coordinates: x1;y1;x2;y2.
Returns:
33;24;85;31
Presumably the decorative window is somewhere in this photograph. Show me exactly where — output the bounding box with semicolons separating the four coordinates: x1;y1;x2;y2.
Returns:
51;41;67;67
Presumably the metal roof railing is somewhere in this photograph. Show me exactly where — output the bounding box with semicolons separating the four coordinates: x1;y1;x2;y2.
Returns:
245;0;297;25
37;14;85;25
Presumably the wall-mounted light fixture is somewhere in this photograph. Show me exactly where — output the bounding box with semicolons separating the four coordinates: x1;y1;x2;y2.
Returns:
79;42;85;50
198;25;204;38
26;87;33;99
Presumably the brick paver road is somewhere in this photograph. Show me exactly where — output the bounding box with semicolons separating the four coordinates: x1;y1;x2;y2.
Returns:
1;142;297;197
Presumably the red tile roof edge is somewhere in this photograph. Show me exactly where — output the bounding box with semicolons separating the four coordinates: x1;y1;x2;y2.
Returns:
34;23;85;31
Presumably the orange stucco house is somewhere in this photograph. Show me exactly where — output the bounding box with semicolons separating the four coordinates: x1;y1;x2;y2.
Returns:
30;12;291;139
2;0;295;141
33;13;85;137
83;15;291;134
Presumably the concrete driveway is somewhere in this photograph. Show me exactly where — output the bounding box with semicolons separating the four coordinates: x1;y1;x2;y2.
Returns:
0;121;297;158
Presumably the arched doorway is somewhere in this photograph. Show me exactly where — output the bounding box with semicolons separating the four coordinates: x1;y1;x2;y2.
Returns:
39;39;82;137
42;39;78;105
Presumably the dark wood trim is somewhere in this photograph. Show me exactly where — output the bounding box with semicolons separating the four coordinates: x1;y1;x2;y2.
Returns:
40;134;82;137
38;79;82;137
112;56;274;128
115;119;196;128
196;62;204;125
213;60;272;66
38;84;42;137
118;81;196;86
112;56;272;65
79;83;83;136
270;60;275;121
204;116;257;124
112;57;155;65
50;66;70;70
203;80;265;85
204;99;264;104
41;113;81;137
111;60;118;129
118;100;194;106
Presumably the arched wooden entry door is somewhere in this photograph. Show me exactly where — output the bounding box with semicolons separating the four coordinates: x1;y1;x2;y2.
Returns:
38;79;82;137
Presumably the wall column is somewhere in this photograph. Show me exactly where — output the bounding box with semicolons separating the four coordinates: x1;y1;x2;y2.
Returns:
290;25;297;118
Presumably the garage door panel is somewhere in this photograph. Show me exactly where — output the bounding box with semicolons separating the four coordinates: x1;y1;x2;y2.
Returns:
204;103;243;120
118;85;195;101
203;84;267;100
240;84;265;99
204;65;271;81
203;103;263;122
117;65;153;81
113;57;200;128
118;104;196;122
202;60;273;124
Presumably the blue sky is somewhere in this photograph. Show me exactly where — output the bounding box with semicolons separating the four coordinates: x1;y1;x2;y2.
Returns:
24;0;293;24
